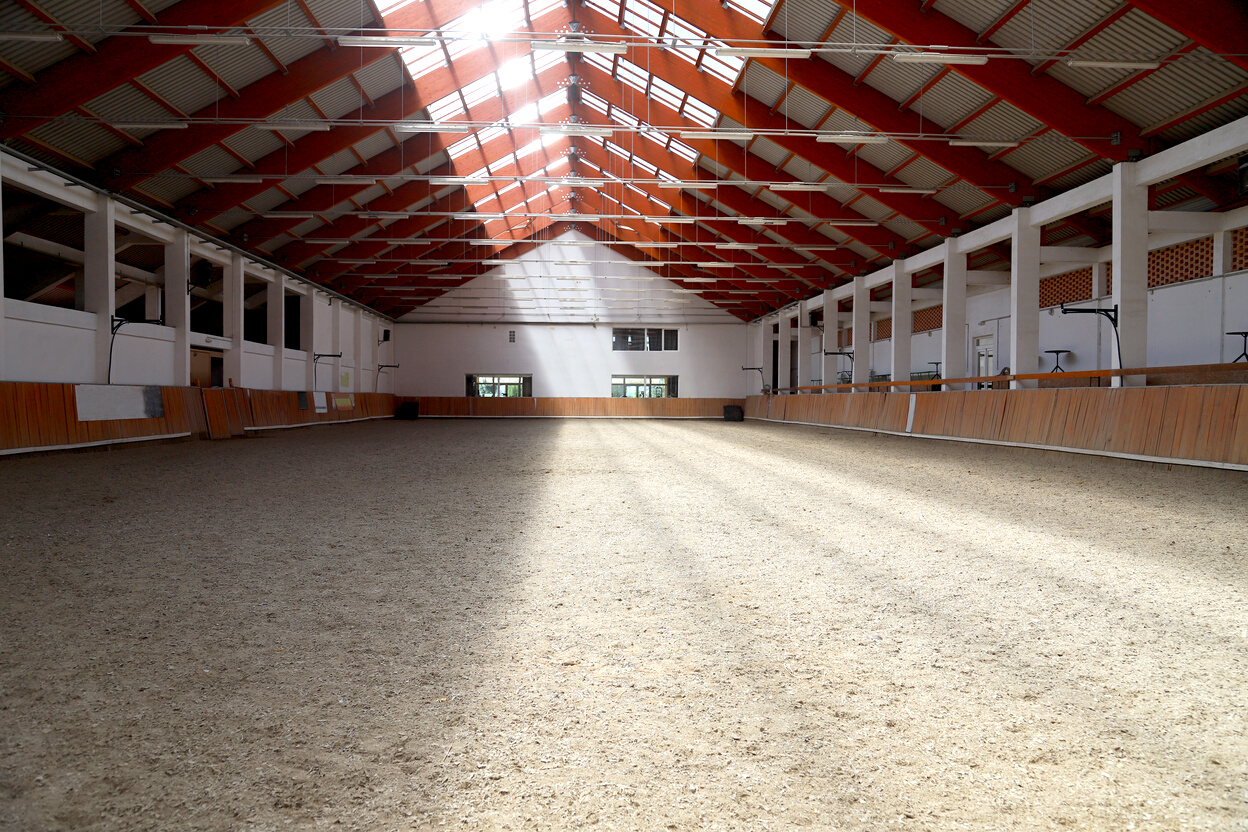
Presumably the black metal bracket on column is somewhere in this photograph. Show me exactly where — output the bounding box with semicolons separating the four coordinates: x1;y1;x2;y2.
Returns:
375;363;399;392
1060;303;1121;369
108;315;165;384
741;366;766;391
823;349;854;366
312;352;342;365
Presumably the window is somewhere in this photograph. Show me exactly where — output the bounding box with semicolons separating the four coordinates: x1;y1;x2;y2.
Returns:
467;374;532;397
612;328;679;351
612;376;678;398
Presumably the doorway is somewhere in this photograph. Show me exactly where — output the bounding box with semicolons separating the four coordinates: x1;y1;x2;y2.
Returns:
975;336;995;388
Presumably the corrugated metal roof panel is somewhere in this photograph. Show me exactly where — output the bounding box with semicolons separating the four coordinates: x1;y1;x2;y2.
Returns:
244;4;318;63
893;155;954;190
180;144;239;177
780;156;826;181
138;173;200;205
211;207;254;232
137;55;226;118
863;57;939;105
1106;49;1248;133
244;188;290;213
280;177;317;197
197;41;280;94
354;56;405;103
770;0;841;43
994;0;1124;60
926;0;1004;37
309;77;362;119
969;203;1011;225
934;184;996;217
316;147;359;175
305;0;373;32
0;4;77;87
83;83;172;126
959;101;1044;141
1001;132;1089;181
846;195;891;221
781;84;833;129
818;108;873;134
885;217;927;243
352;183;389;205
1159;93;1248;144
353;130;395;162
857;142;915;175
910;70;994;131
41;0;140;41
1045;158;1112;191
740;63;788;109
220;126;286;163
745;136;789;166
25;113;126;166
819;14;892;78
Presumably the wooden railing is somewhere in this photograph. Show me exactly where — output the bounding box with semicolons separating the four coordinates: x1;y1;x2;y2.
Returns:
0;382;395;454
771;362;1248;394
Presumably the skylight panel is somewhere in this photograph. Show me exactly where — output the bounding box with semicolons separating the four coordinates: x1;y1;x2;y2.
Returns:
625;182;648;198
649;76;685;111
700;46;744;84
640;127;669;147
632;157;658;175
446;133;479;159
612;107;640;128
510;102;539;124
622;0;665;39
668;139;699;162
497;54;536;91
724;0;774;23
614;59;650;94
606;141;631;160
581;51;615;73
584;0;621;17
427;91;466;123
581;92;610;115
515;138;544;158
476;124;507;144
461;74;499;109
403;42;447;79
536;90;564;114
682;96;718;127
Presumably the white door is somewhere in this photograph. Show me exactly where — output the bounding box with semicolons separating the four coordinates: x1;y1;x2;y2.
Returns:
975;336;995;388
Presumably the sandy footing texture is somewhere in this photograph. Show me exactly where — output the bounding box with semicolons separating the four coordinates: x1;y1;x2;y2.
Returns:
1;419;1245;831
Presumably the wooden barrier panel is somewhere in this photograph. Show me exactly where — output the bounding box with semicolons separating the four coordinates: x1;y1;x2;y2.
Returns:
747;386;1248;468
403;397;745;419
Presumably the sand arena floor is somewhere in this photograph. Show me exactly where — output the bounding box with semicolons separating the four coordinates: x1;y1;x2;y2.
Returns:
0;418;1245;831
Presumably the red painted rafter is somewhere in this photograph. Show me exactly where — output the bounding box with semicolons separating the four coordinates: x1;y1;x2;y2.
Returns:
978;0;1034;43
1123;0;1248;74
1032;4;1131;75
0;0;287;141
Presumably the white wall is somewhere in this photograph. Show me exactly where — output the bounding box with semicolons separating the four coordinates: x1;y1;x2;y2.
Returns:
395;322;749;398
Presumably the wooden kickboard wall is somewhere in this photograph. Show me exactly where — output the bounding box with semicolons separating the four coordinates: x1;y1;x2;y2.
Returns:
746;386;1248;467
1;383;396;453
404;397;745;419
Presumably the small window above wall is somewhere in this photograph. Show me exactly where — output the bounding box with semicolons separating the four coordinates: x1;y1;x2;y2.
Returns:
467;375;532;397
612;328;679;351
611;376;678;398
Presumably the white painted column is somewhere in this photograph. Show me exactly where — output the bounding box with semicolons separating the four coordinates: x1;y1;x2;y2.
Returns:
267;273;284;391
1092;262;1109;299
821;289;836;391
330;298;344;393
889;264;911;392
796;302;813;390
163;230;191;386
1010;207;1041;389
144;285;161;322
776;313;792;392
84;192;117;384
942;242;968;390
752;320;767;393
852;276;869;386
354;307;367;393
1112;162;1148;386
302;292;317;391
0;160;6;381
1212;230;1233;277
223;252;244;388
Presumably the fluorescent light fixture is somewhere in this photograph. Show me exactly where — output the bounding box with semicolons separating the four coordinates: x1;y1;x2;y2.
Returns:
659;217;697;224
553;240;594;246
738;218;787;226
495;275;528;279
714;47;812;59
261;121;331;132
0;31;63;42
357;212;410;219
393;122;471;133
949;139;1020;148
540;125;616;137
555;260;592;266
1067;59;1159;70
770;182;826;191
818;133;889;144
892;51;989;65
149;34;252;46
716;243;758;249
570;215;601;221
658;180;719;189
482;259;510;265
454;213;507;220
531;39;629;54
696;262;734;268
316;177;372;185
429;176;489;185
469;239;502;245
878;186;938;194
416;261;451;267
680;130;754;141
203;177;264;184
630;242;678;248
262;212;317;219
110;122;188;130
824;219;879;226
337;35;438;47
